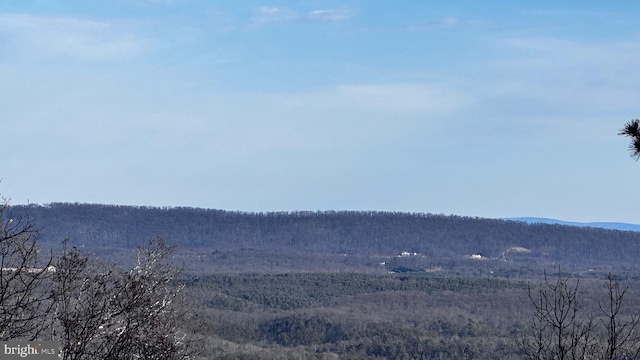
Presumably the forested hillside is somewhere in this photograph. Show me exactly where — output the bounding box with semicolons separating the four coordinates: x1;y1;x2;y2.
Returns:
6;203;640;358
6;203;640;276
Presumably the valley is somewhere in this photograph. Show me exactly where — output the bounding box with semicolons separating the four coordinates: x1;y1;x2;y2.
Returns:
6;203;640;359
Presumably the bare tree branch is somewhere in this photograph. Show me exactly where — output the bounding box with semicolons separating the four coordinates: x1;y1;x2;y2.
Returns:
0;196;53;340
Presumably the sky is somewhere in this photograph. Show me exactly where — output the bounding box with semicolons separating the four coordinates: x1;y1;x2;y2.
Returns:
2;1;640;223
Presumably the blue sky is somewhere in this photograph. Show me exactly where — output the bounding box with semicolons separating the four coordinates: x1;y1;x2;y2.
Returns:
2;1;640;223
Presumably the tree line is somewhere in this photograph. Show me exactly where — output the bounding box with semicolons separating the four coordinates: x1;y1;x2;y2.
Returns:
7;203;640;275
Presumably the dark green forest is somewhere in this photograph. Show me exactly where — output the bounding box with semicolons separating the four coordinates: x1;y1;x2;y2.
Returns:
5;203;640;359
189;272;532;359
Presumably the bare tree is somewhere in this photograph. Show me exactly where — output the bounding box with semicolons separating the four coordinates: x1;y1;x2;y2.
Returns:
0;197;53;340
518;271;597;360
50;241;115;359
0;193;202;357
520;270;640;360
599;274;640;360
51;239;201;360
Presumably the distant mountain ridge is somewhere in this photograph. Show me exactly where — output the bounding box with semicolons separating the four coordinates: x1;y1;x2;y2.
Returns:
7;203;640;275
506;217;640;232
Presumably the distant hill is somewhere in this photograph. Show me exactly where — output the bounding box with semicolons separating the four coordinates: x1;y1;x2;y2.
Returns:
506;217;640;232
6;203;640;275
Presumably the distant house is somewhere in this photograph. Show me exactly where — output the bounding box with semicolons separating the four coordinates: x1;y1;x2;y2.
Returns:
398;251;418;257
1;266;56;273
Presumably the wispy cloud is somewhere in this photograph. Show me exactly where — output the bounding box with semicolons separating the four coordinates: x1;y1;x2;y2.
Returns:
405;17;492;32
166;82;474;157
472;35;640;131
334;83;472;114
250;7;297;25
0;13;149;60
248;6;351;27
427;17;459;27
308;9;351;21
